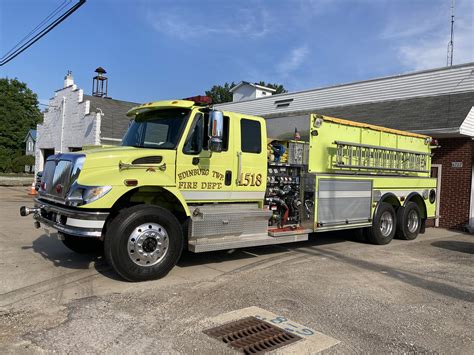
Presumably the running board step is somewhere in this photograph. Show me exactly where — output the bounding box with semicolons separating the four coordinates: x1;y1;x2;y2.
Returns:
188;233;308;253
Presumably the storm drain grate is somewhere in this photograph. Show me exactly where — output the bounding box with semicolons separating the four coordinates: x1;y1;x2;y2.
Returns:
204;316;302;354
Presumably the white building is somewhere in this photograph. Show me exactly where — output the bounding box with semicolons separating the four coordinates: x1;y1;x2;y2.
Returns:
35;72;137;173
229;81;276;102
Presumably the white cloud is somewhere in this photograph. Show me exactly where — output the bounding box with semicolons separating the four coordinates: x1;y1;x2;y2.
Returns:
382;0;474;70
398;27;473;71
145;6;272;40
276;45;310;78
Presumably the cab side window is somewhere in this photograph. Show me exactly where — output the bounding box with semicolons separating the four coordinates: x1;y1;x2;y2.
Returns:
183;114;204;154
203;113;230;152
183;112;230;154
241;119;261;153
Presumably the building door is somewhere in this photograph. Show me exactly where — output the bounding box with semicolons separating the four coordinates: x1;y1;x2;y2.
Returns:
431;164;442;227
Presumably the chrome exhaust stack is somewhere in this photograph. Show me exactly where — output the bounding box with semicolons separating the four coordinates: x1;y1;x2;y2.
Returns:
19;206;40;217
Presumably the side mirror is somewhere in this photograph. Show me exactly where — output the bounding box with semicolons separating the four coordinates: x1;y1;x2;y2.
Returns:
208;110;224;152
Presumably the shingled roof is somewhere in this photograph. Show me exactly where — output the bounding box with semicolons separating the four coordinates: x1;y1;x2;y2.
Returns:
264;91;474;140
84;95;138;140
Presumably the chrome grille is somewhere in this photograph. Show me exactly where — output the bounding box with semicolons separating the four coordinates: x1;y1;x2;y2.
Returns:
40;154;85;201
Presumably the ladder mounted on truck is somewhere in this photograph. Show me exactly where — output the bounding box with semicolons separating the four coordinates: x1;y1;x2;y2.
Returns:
334;141;430;174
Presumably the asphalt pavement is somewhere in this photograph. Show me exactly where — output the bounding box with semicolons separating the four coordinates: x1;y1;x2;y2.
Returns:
0;186;473;354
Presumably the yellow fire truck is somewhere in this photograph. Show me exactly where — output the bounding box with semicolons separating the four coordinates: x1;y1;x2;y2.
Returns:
20;97;437;281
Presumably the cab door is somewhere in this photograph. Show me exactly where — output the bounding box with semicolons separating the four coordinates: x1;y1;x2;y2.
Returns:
175;111;234;202
233;116;267;201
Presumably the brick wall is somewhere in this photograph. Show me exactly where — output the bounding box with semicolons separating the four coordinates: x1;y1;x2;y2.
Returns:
432;137;473;229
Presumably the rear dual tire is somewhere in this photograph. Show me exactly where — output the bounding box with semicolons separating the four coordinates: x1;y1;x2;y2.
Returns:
365;201;421;245
396;202;421;240
366;202;397;245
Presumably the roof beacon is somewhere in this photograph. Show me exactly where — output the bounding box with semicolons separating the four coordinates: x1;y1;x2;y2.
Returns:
183;95;212;105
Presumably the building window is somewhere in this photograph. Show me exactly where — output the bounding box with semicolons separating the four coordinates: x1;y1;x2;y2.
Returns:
240;119;261;153
27;141;33;151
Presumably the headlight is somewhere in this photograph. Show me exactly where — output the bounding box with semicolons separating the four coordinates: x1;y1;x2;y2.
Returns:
66;185;112;206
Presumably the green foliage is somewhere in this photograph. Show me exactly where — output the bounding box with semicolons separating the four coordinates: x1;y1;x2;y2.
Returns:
0;149;35;173
12;154;35;173
0;147;13;173
205;82;236;104
205;81;288;104
0;78;42;172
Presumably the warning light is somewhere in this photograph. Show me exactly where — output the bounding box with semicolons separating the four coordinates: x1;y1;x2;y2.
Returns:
183;95;212;105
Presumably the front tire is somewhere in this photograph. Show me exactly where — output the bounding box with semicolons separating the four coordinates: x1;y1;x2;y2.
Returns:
396;202;421;240
367;202;396;245
104;205;184;282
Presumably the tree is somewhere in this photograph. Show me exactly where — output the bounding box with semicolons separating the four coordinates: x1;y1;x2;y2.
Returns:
205;81;287;104
0;78;42;172
205;82;236;104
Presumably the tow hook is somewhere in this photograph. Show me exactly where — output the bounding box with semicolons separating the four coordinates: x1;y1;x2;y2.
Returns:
19;206;40;217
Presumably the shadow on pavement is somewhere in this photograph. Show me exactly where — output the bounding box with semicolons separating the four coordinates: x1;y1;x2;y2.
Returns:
177;230;366;268
24;234;106;270
24;230;365;280
290;242;474;303
431;240;474;254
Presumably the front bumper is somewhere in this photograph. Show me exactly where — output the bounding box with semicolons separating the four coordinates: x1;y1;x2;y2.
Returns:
21;199;109;238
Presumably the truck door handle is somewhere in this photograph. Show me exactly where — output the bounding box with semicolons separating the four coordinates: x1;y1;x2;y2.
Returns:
236;151;242;185
225;170;232;186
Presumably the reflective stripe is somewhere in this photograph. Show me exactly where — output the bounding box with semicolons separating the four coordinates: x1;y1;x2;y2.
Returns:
66;218;105;229
318;191;372;199
181;191;265;200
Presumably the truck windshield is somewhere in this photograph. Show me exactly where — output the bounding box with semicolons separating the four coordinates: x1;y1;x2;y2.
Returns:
122;108;190;149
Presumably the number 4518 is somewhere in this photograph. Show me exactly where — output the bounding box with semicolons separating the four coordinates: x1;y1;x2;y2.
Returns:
239;173;262;186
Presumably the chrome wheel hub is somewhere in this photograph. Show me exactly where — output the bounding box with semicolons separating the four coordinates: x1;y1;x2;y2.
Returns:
380;211;394;237
407;210;419;233
128;222;169;267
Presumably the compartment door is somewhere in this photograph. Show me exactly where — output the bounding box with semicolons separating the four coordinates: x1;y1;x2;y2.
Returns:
317;179;372;226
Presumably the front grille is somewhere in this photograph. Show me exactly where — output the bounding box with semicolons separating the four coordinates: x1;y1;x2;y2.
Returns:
40;154;85;201
204;317;301;354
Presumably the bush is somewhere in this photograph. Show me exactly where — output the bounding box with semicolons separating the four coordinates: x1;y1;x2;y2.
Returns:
12;154;35;173
0;147;13;173
0;148;35;173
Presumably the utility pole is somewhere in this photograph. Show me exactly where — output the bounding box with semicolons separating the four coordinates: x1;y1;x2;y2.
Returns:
447;0;455;66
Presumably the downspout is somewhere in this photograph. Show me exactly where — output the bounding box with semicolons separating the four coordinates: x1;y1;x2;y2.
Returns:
468;162;474;233
60;96;66;153
95;108;103;145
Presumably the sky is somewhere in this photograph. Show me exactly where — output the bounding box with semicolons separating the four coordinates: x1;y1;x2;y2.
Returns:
0;0;473;105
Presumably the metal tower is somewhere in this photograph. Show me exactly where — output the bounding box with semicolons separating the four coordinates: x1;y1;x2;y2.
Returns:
447;0;455;66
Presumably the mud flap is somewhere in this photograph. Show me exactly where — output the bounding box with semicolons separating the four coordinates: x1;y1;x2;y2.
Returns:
420;219;426;234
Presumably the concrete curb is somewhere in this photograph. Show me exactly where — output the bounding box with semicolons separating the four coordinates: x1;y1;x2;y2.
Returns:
0;176;34;186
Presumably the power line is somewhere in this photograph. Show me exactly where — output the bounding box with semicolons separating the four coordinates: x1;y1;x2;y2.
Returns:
1;0;72;61
0;0;86;66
